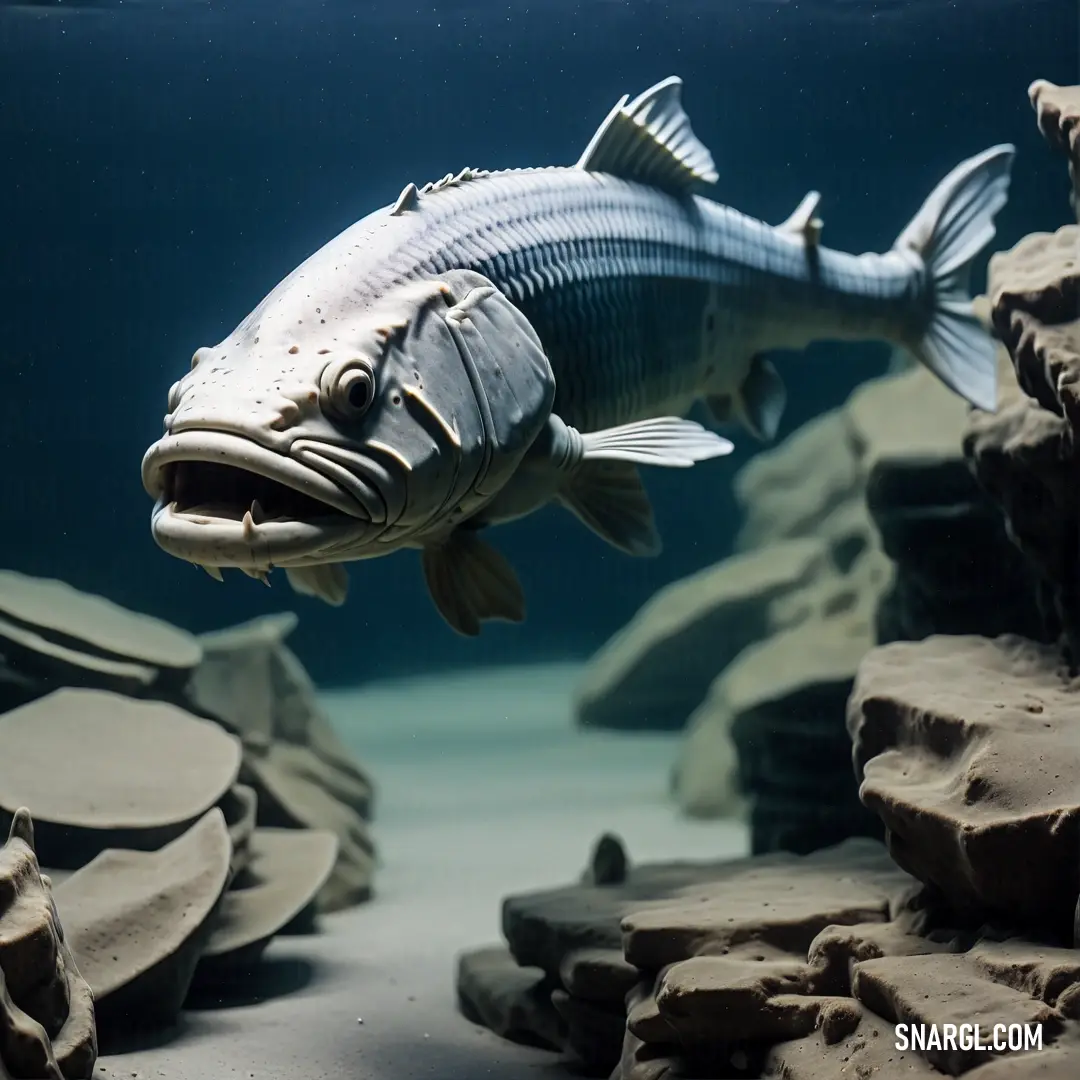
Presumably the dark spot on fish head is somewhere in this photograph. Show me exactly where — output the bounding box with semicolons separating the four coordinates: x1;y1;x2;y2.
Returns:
307;391;317;404
318;349;330;355
288;345;299;355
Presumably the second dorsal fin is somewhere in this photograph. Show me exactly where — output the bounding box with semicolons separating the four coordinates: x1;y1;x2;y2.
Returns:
575;76;718;194
777;190;824;246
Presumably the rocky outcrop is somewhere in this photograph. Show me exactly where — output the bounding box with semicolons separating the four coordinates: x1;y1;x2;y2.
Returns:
458;837;1080;1077
574;538;831;733
675;545;889;847
0;809;97;1079
186;613;375;911
1030;79;1080;222
847;634;1080;938
0;569;202;708
965;228;1080;656
0;574;372;1050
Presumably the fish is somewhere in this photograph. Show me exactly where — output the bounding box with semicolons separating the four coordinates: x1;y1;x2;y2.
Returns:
141;76;1015;636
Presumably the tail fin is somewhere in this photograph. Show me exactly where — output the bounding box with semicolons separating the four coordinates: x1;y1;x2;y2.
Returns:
892;143;1015;412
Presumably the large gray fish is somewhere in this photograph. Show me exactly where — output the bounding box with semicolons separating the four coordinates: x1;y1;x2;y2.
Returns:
141;76;1014;636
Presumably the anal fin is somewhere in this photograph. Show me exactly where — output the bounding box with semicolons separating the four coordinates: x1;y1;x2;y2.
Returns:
732;355;787;442
558;461;661;557
285;564;349;606
421;531;526;637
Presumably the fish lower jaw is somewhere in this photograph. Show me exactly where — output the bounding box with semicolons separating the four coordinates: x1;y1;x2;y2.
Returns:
151;499;368;571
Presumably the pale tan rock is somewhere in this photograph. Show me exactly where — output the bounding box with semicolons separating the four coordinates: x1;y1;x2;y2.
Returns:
573;538;829;732
674;548;889;830
847;634;1080;936
0;688;242;869
734;407;863;551
1029;80;1080;221
764;1002;943;1079
188;613;376;912
852;953;1065;1074
0;809;96;1079
0;569;201;697
196;827;338;972
53;808;232;1042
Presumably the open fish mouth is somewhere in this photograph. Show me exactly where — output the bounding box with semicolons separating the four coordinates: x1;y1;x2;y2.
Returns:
142;431;373;567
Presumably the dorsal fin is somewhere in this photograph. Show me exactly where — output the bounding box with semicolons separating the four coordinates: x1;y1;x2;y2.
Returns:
575;76;718;194
777;190;823;247
390;182;420;216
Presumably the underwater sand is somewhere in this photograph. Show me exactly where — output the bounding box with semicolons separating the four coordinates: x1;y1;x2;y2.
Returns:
97;662;748;1080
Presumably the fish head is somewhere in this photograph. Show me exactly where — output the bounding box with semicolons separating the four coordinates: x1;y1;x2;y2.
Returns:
141;268;557;574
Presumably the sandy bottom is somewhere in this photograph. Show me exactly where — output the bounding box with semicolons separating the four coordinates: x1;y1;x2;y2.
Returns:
96;662;748;1080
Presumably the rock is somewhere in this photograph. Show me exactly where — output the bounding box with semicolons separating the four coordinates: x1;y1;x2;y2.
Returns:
573;538;830;732
675;548;889;848
964;354;1075;648
847;634;1080;938
0;688;242;868
618;840;912;972
988;226;1080;425
583;832;629;886
764;1002;944;1079
0;809;97;1079
964;226;1080;655
51;808;232;1044
853;356;1046;646
0;581;370;1052
240;740;375;911
455;946;564;1051
471;833;1080;1078
852;952;1064;1073
964;1034;1080;1078
470;840;919;1077
733;407;864;552
220;783;259;877
187;613;376;911
1029;80;1080;221
848;362;971;469
550;987;627;1073
0;569;202;701
559;948;639;1008
192;827;339;977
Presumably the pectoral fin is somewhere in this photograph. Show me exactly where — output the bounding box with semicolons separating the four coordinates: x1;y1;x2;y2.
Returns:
577;415;734;466
421;531;526;636
285;564;349;606
558;461;660;556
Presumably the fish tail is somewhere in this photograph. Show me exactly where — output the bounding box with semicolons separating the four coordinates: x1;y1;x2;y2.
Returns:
891;143;1016;412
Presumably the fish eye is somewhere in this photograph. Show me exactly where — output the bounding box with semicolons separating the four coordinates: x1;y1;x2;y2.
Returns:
322;359;375;420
